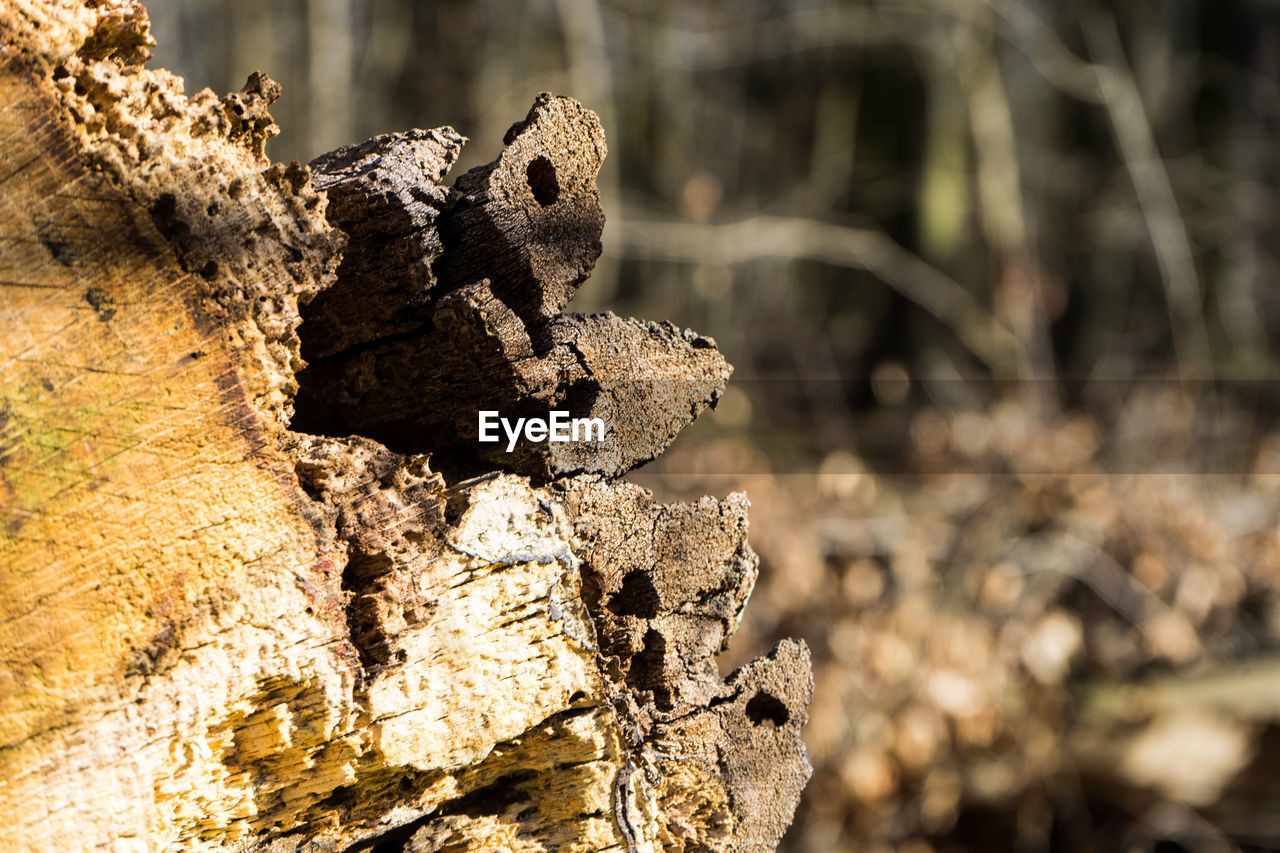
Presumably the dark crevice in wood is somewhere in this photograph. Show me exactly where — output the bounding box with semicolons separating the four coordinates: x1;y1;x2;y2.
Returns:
608;569;661;619
745;691;791;727
435;770;537;818
290;435;447;682
525;155;559;206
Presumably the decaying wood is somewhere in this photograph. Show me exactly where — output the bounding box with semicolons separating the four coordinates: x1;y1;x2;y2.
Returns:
294;94;730;480
0;2;811;852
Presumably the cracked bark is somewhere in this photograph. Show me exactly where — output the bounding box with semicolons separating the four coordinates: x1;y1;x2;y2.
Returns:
0;2;811;852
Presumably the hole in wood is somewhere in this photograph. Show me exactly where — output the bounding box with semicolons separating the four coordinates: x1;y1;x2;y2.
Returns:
745;691;789;727
525;155;560;206
628;628;674;711
607;570;660;619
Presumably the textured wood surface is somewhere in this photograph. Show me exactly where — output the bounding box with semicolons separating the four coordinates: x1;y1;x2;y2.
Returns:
0;2;812;851
294;95;730;481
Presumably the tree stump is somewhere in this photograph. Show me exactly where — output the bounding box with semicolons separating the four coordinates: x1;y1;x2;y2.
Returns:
0;2;812;851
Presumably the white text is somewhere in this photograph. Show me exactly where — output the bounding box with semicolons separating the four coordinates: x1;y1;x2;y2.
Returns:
478;410;606;452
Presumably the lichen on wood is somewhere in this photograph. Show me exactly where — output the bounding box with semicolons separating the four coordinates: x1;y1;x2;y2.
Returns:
0;2;812;851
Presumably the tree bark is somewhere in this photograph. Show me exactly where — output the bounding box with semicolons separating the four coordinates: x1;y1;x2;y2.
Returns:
0;3;811;852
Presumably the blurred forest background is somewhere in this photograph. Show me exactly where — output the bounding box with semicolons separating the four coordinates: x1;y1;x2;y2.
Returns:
148;1;1280;850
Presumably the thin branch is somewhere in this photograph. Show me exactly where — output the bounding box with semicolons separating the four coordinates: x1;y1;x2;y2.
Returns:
1083;655;1280;724
613;213;1026;377
554;0;620;305
305;0;355;156
599;5;925;71
1083;11;1212;377
947;11;1060;388
991;0;1109;103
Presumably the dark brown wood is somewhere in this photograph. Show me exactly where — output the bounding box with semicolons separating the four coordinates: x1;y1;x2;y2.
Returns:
294;94;730;481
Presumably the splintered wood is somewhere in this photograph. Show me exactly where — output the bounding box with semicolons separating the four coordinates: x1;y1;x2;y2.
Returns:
0;2;811;851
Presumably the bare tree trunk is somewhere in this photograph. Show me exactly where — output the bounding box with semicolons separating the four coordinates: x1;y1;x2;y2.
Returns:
0;2;811;852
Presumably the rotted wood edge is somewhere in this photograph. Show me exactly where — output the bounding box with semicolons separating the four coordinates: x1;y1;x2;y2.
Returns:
0;2;813;851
